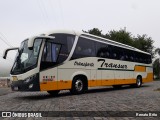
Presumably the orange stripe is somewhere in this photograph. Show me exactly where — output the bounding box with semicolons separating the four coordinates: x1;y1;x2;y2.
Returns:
40;81;57;91
114;79;136;85
142;73;153;82
135;66;146;72
58;80;72;90
40;72;153;91
40;80;72;91
101;79;114;86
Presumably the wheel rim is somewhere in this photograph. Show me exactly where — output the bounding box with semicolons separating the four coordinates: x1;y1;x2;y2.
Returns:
75;80;83;92
137;78;141;86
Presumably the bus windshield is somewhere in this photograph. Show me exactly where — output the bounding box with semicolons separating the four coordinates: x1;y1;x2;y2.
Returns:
11;39;42;74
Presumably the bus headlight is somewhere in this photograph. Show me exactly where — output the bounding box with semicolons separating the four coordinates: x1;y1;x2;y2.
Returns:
29;84;33;89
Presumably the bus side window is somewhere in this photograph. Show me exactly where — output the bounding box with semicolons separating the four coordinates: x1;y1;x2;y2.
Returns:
111;46;117;59
117;47;124;60
72;37;96;59
41;42;61;70
135;52;144;63
96;42;111;59
147;55;152;64
123;49;134;62
130;51;134;62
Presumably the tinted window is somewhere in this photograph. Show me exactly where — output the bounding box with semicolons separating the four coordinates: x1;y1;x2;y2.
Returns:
145;54;152;64
147;55;152;64
111;46;125;60
40;34;75;70
42;42;61;62
96;42;112;59
72;37;96;59
135;52;143;63
49;34;75;63
41;42;61;70
117;47;125;60
134;52;152;64
124;49;134;62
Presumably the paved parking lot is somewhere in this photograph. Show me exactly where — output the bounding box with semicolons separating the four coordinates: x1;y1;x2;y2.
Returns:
0;81;160;120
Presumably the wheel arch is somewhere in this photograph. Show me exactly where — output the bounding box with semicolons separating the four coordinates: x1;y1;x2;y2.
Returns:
135;72;143;82
71;71;89;81
137;74;142;83
71;71;89;90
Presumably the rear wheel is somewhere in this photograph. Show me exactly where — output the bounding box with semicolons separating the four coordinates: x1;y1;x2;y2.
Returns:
135;76;142;87
131;76;142;88
47;90;60;96
70;77;85;94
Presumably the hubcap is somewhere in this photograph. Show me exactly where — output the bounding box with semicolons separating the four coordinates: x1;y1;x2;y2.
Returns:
137;78;141;86
75;80;83;92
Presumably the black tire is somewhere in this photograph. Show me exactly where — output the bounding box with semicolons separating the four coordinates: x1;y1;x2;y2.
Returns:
112;85;122;89
70;77;85;95
47;90;60;96
131;76;142;88
135;76;142;88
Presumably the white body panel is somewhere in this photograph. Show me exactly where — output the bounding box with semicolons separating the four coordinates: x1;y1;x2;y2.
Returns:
9;30;153;92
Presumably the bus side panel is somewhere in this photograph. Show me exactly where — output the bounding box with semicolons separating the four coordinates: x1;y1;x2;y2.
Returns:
143;67;153;83
58;69;90;89
114;70;126;85
39;67;58;91
96;70;102;86
134;71;147;82
89;70;97;87
123;71;135;84
101;70;114;85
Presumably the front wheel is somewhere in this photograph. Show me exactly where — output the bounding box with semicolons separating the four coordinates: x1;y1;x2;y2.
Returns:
47;90;60;96
70;77;85;94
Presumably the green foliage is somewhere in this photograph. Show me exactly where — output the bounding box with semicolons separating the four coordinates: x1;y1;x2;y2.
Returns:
105;29;133;46
154;48;160;79
83;28;104;37
133;34;154;58
153;58;160;79
155;48;160;56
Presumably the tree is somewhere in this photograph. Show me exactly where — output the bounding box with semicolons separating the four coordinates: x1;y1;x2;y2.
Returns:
133;34;154;58
154;48;160;79
83;28;104;37
105;28;133;46
155;48;160;55
153;59;160;79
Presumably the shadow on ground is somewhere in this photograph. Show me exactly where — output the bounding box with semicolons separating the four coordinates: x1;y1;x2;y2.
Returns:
14;85;150;100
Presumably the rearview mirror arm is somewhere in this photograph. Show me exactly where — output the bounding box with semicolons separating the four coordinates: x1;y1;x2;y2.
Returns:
3;47;19;59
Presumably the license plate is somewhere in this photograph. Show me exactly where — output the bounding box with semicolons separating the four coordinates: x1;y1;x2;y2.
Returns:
14;87;18;91
12;76;18;81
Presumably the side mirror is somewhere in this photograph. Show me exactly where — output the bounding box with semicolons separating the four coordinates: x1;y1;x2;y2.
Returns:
28;36;55;50
3;47;19;59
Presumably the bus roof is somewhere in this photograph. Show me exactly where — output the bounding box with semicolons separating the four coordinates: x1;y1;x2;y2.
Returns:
43;29;150;55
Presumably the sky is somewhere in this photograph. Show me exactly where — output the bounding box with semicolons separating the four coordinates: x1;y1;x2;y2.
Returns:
0;0;160;76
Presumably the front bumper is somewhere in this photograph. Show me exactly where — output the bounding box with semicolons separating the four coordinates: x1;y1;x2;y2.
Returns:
11;73;40;91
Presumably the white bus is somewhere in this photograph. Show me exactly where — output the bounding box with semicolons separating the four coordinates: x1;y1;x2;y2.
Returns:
3;30;153;95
